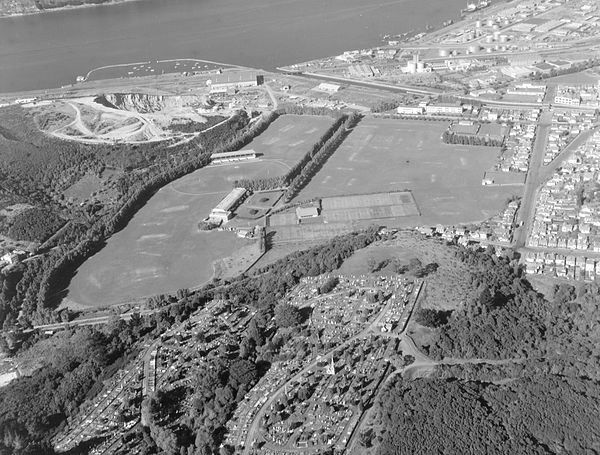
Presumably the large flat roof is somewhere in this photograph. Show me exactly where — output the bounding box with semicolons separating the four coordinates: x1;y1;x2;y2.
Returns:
212;71;258;85
214;187;247;212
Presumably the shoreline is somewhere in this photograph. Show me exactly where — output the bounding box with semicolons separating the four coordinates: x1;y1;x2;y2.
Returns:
0;0;144;20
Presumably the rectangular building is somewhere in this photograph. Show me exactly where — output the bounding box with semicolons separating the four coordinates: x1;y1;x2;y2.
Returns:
210;71;261;93
209;187;248;223
211;150;257;164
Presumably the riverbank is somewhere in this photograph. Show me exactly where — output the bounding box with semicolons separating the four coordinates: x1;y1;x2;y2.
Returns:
0;0;144;19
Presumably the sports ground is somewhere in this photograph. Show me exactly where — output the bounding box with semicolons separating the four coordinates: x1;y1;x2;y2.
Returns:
65;115;332;307
296;117;520;226
242;114;333;166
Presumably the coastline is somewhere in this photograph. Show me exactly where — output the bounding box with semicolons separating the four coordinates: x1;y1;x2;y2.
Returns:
0;0;144;19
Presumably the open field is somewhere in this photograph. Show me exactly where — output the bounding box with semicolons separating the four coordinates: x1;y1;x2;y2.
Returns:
296;117;520;226
64;164;279;307
243;114;333;165
64;117;331;307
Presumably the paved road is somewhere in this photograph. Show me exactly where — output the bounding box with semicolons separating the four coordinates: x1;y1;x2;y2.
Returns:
538;125;600;183
293;71;440;96
513;110;552;249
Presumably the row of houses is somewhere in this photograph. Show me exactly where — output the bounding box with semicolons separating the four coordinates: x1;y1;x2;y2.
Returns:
528;133;600;259
498;120;538;173
543;110;596;164
524;251;600;282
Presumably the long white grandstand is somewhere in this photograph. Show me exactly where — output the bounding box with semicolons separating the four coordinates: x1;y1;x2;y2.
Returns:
211;149;257;164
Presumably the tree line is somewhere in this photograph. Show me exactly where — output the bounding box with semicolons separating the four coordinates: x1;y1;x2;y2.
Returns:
441;129;504;147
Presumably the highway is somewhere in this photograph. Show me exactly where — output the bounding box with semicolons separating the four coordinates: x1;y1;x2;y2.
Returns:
290;71;441;96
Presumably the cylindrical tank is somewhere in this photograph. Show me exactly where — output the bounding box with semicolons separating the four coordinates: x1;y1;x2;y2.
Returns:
451;50;458;56
468;44;480;53
439;49;449;57
493;31;501;40
493;24;500;30
486;47;493;53
504;19;510;26
416;61;425;72
487;19;494;27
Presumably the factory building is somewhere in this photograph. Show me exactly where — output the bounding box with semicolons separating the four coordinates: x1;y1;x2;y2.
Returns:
404;53;427;74
209;71;262;93
209;187;248;223
425;102;463;115
315;82;341;93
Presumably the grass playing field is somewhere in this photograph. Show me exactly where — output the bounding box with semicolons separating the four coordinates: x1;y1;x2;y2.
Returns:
296;117;520;226
64;115;333;308
242;114;334;167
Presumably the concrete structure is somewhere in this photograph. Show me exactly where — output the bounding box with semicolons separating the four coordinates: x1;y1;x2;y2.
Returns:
211;149;257;164
209;187;248;223
209;71;261;93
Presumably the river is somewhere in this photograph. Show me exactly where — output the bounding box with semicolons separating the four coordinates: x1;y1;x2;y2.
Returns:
0;0;464;93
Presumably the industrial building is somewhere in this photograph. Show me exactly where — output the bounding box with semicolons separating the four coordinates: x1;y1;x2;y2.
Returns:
211;150;257;164
425;102;463;115
209;187;248;223
315;83;341;93
396;106;425;115
209;71;262;93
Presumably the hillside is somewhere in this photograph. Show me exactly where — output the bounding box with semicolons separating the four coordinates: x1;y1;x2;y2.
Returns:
368;241;600;455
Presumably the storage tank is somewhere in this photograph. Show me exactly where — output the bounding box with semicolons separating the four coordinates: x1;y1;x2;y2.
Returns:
451;50;458;56
468;44;480;53
416;61;425;72
493;24;500;30
438;49;450;57
486;47;493;53
487;19;494;27
493;31;501;40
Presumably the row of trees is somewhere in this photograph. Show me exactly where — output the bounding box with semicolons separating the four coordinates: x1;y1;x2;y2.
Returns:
441;129;504;147
283;113;361;202
232;109;347;192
